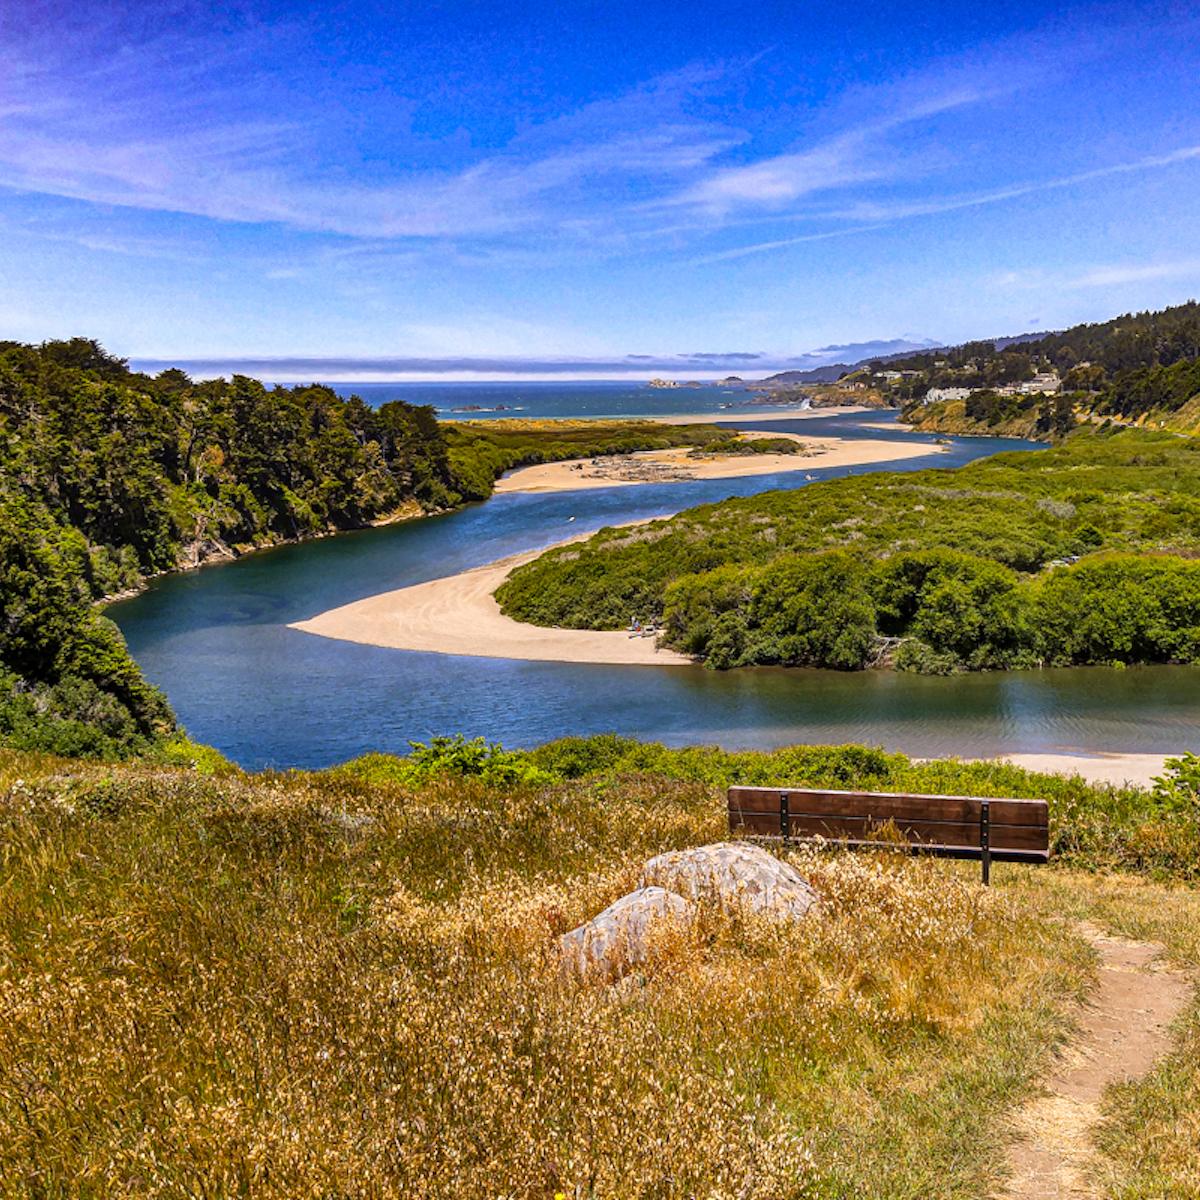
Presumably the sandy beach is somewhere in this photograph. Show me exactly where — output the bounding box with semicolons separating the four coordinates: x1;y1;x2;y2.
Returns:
495;429;940;493
290;541;692;666
979;752;1169;789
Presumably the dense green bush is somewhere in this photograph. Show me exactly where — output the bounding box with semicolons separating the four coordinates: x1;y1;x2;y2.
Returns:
342;734;554;788
1032;555;1200;665
664;551;877;668
0;496;173;754
500;427;1200;672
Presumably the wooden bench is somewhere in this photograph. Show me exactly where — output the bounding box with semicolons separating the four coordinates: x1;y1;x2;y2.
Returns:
727;786;1050;885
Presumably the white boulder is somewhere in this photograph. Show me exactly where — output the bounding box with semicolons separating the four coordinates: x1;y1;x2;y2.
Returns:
639;841;819;920
559;886;694;981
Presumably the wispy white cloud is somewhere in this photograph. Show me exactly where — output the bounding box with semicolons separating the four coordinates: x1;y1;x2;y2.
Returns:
670;80;1007;216
672;132;886;212
0;6;1040;243
2;1;1199;267
0;15;748;240
1073;259;1200;287
0;49;740;239
997;256;1200;292
690;223;890;264
834;145;1200;224
696;145;1200;263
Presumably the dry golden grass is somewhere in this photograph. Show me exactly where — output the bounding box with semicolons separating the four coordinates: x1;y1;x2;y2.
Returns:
0;753;1109;1198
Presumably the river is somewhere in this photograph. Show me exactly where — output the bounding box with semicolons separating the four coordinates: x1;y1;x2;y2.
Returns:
108;410;1200;769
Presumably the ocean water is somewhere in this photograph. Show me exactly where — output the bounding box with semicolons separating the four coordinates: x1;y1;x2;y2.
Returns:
324;379;807;421
107;404;1200;770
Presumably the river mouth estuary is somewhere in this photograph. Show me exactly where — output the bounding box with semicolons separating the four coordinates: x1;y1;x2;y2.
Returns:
108;405;1200;771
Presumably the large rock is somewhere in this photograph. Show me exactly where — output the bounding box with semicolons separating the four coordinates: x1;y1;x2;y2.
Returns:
639;842;819;920
559;886;694;981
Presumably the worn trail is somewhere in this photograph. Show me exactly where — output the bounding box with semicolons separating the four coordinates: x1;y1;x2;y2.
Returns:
1001;922;1192;1198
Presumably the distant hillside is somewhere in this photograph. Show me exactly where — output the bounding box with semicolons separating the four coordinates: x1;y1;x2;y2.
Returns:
842;300;1200;439
752;365;855;385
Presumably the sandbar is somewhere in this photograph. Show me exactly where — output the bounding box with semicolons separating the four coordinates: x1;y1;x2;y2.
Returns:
495;431;940;494
977;752;1169;790
290;541;692;666
295;431;938;660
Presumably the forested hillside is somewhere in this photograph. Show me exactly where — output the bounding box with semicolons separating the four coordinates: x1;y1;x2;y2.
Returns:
498;425;1200;672
0;338;473;757
860;300;1200;437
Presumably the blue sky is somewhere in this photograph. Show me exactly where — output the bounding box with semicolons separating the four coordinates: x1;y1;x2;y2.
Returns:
2;0;1199;377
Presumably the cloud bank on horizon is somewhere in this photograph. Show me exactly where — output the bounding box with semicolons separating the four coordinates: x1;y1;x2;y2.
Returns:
2;0;1199;375
127;337;941;383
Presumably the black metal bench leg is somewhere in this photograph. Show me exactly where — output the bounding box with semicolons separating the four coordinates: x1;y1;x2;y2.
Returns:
981;800;991;886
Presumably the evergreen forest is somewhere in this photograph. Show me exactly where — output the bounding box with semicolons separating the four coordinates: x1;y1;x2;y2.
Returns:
867;300;1200;437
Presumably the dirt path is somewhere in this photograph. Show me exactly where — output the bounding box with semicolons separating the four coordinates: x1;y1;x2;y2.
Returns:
1001;923;1192;1197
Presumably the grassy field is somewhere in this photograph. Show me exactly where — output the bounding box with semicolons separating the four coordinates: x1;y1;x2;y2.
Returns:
1;739;1197;1198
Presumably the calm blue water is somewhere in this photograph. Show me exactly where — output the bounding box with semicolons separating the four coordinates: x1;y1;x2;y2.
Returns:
108;410;1200;769
323;379;805;421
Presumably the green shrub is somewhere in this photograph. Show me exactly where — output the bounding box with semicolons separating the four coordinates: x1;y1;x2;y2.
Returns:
343;735;553;789
503;429;1200;673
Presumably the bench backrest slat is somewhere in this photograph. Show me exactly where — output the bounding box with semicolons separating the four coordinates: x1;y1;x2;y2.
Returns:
731;810;1049;852
728;786;1049;858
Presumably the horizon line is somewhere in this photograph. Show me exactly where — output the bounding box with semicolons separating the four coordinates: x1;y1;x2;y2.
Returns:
126;342;943;383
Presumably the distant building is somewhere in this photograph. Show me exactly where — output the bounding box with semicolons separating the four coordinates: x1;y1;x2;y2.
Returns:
881;371;902;381
922;387;971;404
1016;373;1061;395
